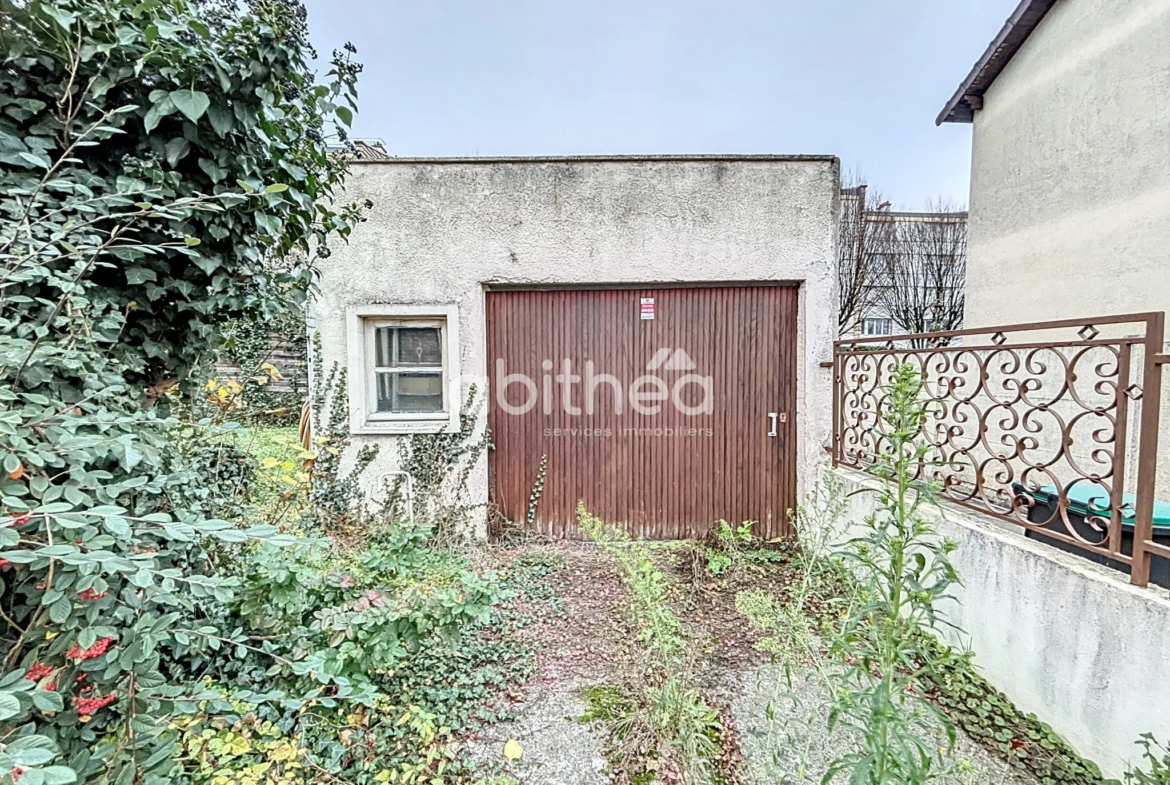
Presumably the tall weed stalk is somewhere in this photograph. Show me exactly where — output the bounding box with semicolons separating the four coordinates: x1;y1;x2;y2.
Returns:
825;362;961;785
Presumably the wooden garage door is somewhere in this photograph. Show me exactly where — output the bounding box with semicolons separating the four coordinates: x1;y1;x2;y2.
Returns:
486;285;797;540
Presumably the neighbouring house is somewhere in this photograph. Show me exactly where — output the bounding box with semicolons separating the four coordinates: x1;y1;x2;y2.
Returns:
938;0;1170;508
938;0;1170;323
838;185;968;340
309;155;838;540
825;0;1170;774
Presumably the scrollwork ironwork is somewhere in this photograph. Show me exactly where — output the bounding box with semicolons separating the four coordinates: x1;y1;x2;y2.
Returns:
834;324;1146;563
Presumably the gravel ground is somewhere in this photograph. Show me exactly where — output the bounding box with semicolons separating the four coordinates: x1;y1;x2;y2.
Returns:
466;679;608;785
731;665;1038;785
470;544;1042;785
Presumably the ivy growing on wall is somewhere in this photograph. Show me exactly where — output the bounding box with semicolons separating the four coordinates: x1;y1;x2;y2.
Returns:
394;387;492;540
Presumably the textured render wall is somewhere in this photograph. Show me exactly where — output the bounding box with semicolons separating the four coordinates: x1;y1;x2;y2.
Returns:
830;467;1170;780
308;156;840;535
965;0;1170;498
966;0;1170;324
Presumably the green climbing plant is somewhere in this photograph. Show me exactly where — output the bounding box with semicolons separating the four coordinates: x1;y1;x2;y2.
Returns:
525;454;547;529
395;386;491;540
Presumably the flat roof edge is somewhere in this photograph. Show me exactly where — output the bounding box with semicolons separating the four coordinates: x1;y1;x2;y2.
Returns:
350;154;840;165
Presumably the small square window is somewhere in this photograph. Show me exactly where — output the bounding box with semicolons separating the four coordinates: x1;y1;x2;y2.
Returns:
863;317;893;336
347;305;460;434
371;325;445;414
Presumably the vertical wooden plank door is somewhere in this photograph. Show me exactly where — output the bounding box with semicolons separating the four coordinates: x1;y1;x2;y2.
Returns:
486;285;797;540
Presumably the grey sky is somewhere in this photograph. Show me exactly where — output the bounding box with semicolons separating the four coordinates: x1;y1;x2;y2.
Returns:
303;1;1017;209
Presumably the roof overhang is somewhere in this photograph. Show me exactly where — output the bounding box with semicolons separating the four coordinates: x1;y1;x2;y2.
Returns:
936;0;1058;125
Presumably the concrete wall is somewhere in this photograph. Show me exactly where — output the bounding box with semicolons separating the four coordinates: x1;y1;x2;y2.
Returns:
309;156;840;534
829;466;1170;779
964;0;1170;500
966;0;1170;326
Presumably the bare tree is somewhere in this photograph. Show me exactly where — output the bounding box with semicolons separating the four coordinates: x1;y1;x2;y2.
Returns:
875;199;968;346
837;173;889;336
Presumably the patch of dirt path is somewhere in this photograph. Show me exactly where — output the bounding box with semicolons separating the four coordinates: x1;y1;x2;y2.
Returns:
470;541;1043;785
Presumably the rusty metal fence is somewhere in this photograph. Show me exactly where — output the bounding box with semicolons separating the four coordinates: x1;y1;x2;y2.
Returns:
832;312;1169;589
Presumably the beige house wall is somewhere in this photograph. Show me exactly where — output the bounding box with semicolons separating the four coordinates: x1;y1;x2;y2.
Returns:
964;0;1170;498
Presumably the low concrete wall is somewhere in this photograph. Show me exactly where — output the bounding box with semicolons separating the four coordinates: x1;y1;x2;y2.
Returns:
828;466;1170;779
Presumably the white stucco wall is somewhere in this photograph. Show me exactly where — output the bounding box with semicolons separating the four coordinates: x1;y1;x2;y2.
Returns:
830;467;1170;780
963;0;1170;500
309;156;840;535
965;0;1170;326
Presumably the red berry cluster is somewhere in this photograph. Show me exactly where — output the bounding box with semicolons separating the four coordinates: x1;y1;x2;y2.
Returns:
4;513;32;528
24;661;53;681
77;588;107;601
72;693;116;715
43;681;57;692
66;637;114;661
0;559;10;568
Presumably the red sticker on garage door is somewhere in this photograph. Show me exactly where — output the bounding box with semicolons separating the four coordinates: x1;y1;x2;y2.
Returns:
640;297;655;320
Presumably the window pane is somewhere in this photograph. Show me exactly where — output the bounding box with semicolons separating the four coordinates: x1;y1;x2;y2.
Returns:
374;327;393;367
375;372;444;413
375;372;395;412
396;328;442;366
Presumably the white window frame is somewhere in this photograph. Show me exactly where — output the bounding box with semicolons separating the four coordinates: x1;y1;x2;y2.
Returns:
346;304;460;434
863;317;894;337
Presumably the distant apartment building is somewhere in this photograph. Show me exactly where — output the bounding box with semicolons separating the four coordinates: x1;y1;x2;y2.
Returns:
839;184;968;339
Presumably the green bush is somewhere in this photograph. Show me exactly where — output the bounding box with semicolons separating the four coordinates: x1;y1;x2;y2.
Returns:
0;0;362;781
1128;735;1170;785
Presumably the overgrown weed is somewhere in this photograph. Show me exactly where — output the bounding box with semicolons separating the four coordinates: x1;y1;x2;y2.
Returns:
577;504;739;785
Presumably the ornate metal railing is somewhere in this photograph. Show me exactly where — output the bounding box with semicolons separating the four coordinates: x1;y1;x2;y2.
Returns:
833;313;1168;589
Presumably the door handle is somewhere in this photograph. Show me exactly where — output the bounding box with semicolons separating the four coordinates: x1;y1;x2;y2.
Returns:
767;412;778;437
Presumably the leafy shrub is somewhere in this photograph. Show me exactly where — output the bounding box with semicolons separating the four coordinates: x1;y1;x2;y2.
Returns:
703;520;754;576
1128;735;1170;785
170;507;528;784
0;0;361;780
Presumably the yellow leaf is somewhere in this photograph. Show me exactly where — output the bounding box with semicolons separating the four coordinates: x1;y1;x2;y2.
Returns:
268;742;296;762
260;457;281;469
503;738;523;761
